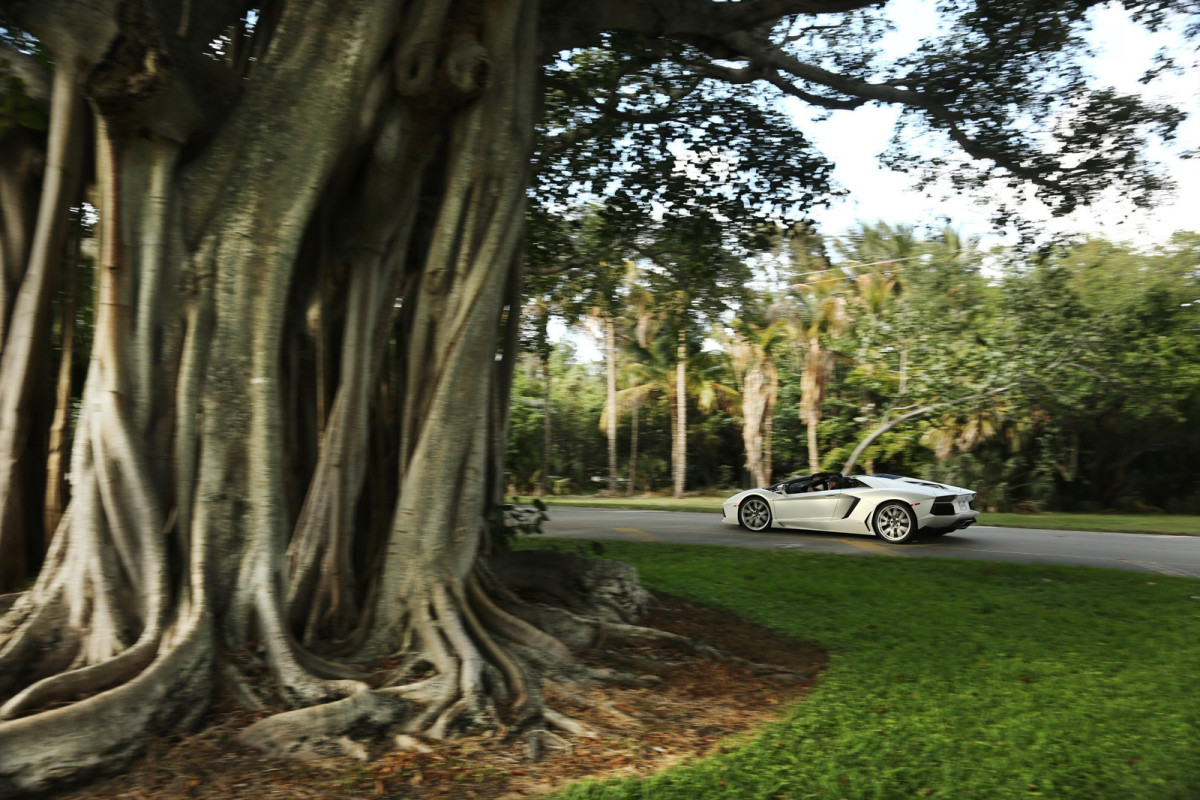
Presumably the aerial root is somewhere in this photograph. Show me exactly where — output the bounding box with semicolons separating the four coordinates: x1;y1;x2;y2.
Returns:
0;630;160;719
523;728;573;761
378;674;446;704
392;733;434;753
543;681;636;723
591;620;815;682
745;662;815;682
426;696;475;740
0;609;213;798
218;660;265;711
542;707;596;738
238;685;412;762
291;641;369;681
0;593;20;617
251;580;367;709
594;620;727;660
0;596;77;698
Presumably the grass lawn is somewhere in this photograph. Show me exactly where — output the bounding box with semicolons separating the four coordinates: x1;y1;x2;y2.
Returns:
530;540;1200;799
520;495;1200;536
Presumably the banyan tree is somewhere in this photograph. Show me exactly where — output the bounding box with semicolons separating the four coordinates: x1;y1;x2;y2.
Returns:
0;0;1190;793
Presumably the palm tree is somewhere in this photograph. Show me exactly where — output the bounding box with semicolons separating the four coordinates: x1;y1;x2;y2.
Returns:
583;260;639;495
613;322;737;497
725;314;787;487
775;223;852;473
789;273;850;473
521;296;554;497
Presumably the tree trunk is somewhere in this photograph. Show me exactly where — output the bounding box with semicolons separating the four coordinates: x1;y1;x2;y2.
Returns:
0;60;84;591
42;217;79;539
741;368;768;487
627;397;640;495
0;2;644;793
806;418;820;474
605;315;618;494
539;352;551;497
763;362;776;485
800;337;824;474
673;328;687;499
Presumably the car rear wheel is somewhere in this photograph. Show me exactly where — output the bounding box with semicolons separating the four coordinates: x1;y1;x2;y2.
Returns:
738;496;772;532
873;501;917;543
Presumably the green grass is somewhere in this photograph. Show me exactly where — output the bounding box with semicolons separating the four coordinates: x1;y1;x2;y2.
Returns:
532;540;1200;800
519;495;1200;536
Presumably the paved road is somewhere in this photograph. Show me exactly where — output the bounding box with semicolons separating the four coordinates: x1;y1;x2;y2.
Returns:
543;506;1200;579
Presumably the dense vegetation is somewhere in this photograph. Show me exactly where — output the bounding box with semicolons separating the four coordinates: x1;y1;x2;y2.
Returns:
509;225;1200;514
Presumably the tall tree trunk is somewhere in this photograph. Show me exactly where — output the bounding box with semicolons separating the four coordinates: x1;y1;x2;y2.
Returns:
0;2;653;794
605;315;617;494
806;420;820;475
741;368;768;487
539;353;551;497
43;218;79;538
800;337;824;474
673;328;686;499
764;362;776;485
627;398;639;496
0;61;84;591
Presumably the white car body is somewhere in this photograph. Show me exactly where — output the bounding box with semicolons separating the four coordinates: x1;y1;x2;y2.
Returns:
722;472;979;543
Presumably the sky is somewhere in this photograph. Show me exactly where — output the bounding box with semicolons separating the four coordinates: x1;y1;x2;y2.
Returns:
557;2;1198;357
798;1;1200;248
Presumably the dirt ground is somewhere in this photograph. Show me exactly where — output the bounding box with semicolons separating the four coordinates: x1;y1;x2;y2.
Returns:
57;595;827;800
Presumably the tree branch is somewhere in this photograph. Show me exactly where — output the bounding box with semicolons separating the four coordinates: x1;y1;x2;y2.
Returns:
840;383;1017;476
714;30;1049;183
541;0;881;57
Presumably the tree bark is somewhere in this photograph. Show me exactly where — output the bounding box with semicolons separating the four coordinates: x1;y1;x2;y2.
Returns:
0;3;938;789
42;217;79;539
673;327;687;498
0;60;84;591
605;315;618;494
627;397;640;495
800;337;825;474
539;352;552;497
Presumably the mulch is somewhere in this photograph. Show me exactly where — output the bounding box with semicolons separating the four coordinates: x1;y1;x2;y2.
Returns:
58;595;827;800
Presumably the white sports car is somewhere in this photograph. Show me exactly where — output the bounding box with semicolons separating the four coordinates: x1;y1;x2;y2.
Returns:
722;472;979;544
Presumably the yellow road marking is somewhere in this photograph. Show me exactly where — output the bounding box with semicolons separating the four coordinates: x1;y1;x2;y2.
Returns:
840;537;902;556
615;526;657;542
1131;560;1191;577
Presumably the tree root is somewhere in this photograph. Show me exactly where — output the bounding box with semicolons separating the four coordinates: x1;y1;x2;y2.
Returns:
0;592;77;697
542;707;596;738
489;550;651;625
237;685;412;762
524;728;573;761
543;680;637;723
596;620;727;659
0;629;160;719
218;660;265;712
0;610;213;799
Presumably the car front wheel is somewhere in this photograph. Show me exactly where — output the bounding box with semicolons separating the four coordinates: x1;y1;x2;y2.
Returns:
738;496;772;532
873;501;917;543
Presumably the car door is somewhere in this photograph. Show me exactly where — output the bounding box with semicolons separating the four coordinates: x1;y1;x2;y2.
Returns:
772;480;841;527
